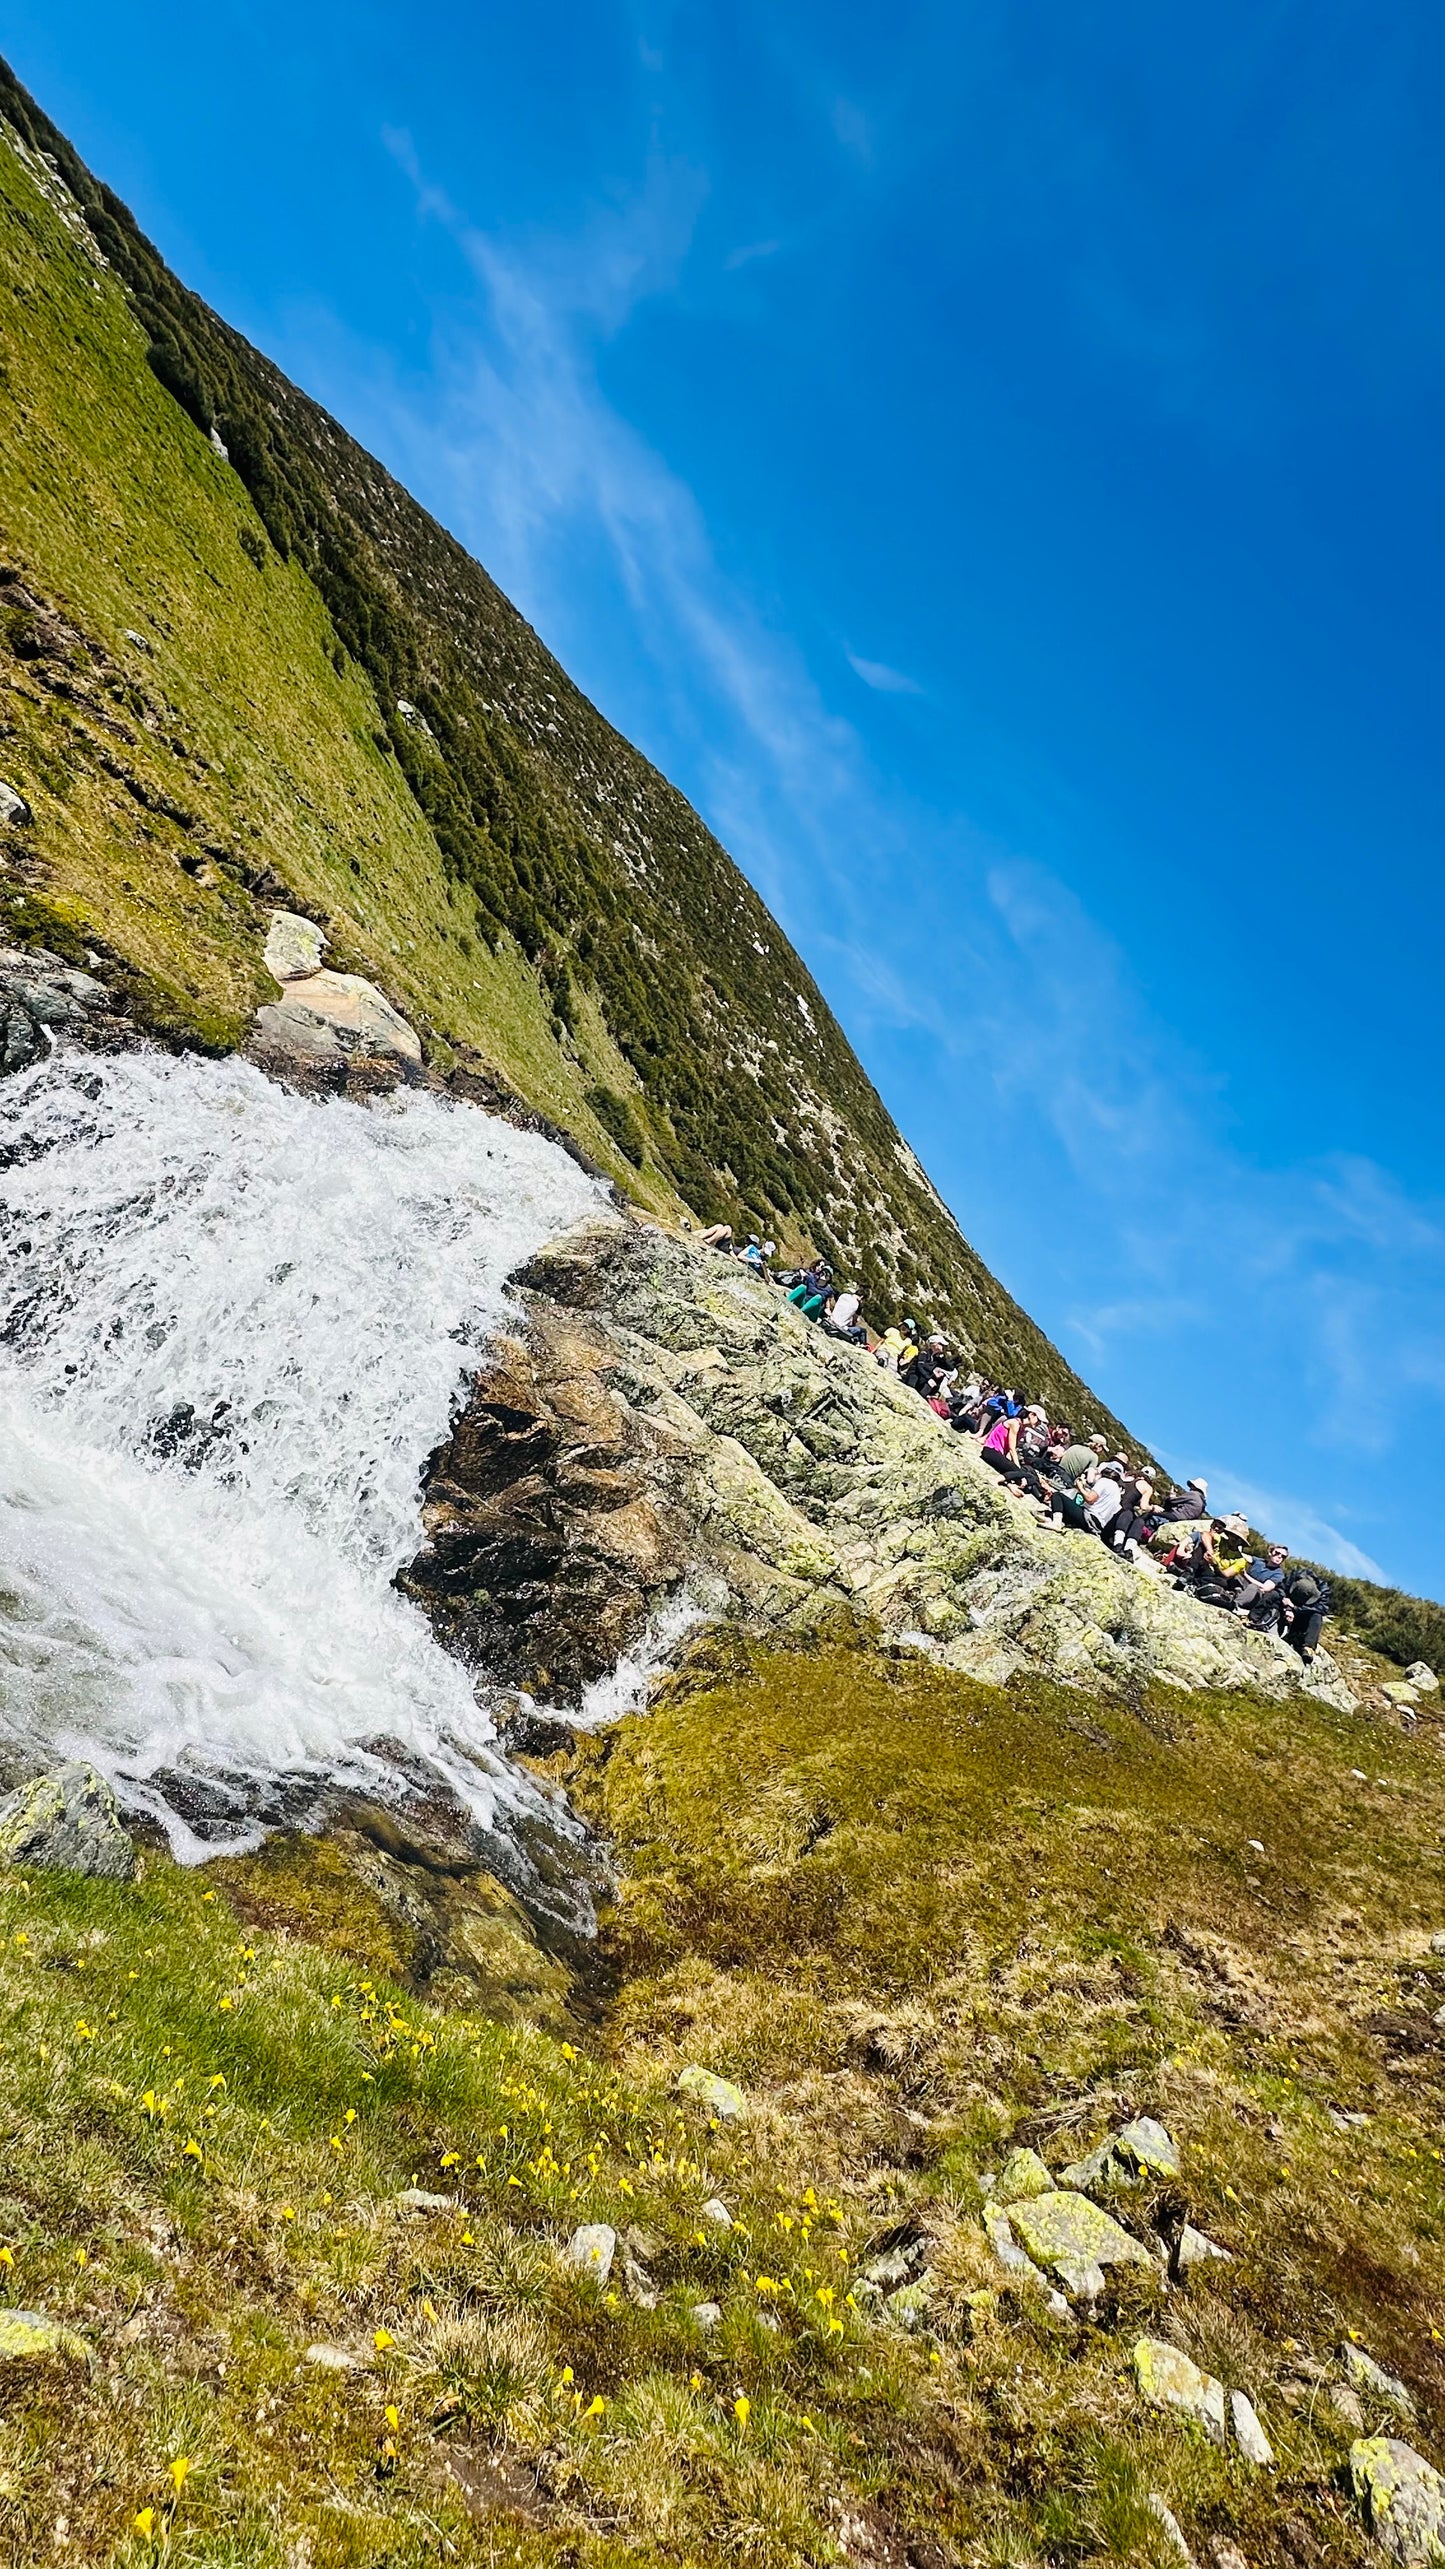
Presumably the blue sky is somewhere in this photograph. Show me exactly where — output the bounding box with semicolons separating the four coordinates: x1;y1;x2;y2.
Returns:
7;2;1444;1597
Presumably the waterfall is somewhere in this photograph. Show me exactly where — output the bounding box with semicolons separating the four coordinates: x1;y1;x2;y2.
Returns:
0;1048;605;1881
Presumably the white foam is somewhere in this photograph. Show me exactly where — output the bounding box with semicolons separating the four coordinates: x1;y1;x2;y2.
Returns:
0;1049;606;1854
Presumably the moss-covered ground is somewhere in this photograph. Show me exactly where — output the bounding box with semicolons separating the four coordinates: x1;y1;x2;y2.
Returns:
3;1647;1442;2564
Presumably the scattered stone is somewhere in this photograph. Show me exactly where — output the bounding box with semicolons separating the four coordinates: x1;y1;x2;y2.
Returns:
0;1763;136;1880
0;2310;89;2367
1382;1683;1421;1710
675;2066;746;2121
699;2198;733;2229
396;698;434;738
995;2145;1054;2204
304;2343;368;2372
0;780;33;826
1231;2390;1274;2467
1430;1933;1445;1959
1406;1664;1439;1692
862;2246;919;2292
1008;2190;1154;2296
566;2223;616;2286
1147;2494;1195;2564
1132;2338;1227;2445
1350;2437;1445;2566
1061;2116;1178;2193
394;2188;460;2214
1329;2105;1372;2130
622;2248;658;2309
690;2300;722;2331
1212;2544;1250;2569
1342;2343;1415;2418
1331;2386;1369;2433
263;909;327;981
1175;2225;1232;2274
209;424;230;460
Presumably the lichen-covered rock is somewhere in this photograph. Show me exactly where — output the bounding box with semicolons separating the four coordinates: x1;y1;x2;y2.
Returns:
884;2272;935;2331
995;2146;1055;2204
566;2223;616;2285
1343;2343;1416;2418
263;909;327;981
1405;1664;1438;1692
0;2309;89;2366
0;1762;136;1879
1007;2190;1154;2293
1132;2338;1227;2444
675;2065;746;2121
1175;2224;1231;2274
1351;2438;1445;2565
404;1216;1358;1709
1062;2118;1178;2194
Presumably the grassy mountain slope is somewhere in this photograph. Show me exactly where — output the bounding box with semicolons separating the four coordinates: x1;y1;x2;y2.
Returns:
4;1645;1443;2566
0;56;1132;1440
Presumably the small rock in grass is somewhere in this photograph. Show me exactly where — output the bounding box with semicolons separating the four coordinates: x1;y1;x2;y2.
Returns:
0;781;33;828
395;2188;460;2214
1350;2437;1445;2566
1406;1664;1438;1691
1133;2338;1228;2445
566;2223;616;2286
304;2343;367;2373
1431;1932;1445;1959
995;2145;1054;2205
622;2250;658;2309
1116;2117;1180;2179
1175;2225;1232;2274
1342;2343;1415;2418
1212;2544;1250;2569
675;2065;746;2121
1008;2189;1155;2293
884;2272;934;2331
1230;2390;1274;2467
0;2311;89;2367
1147;2493;1195;2564
699;2197;732;2229
1381;1683;1421;1710
691;2301;722;2331
1331;2385;1368;2433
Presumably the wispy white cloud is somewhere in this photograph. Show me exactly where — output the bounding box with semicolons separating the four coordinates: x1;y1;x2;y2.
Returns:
273;131;1445;1596
847;653;924;695
724;237;782;271
1163;1460;1384;1582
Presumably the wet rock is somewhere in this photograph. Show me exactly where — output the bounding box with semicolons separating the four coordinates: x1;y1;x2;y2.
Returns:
1230;2390;1274;2467
0;945;115;1074
1133;2338;1227;2444
263;909;326;980
0;2310;89;2366
1008;2190;1154;2295
401;1216;1358;1710
676;2065;746;2121
1342;2344;1415;2418
0;1762;136;1880
566;2223;616;2286
995;2146;1054;2204
1350;2437;1445;2565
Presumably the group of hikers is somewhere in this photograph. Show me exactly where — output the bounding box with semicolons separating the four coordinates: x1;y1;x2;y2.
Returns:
696;1225;1330;1667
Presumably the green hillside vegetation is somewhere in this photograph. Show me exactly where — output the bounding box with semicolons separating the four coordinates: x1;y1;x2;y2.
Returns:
0;54;1135;1438
3;1644;1444;2565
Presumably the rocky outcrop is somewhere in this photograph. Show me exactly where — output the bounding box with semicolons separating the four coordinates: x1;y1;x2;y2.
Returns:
0;1761;137;1879
250;906;423;1074
0;944;119;1073
405;1215;1356;1710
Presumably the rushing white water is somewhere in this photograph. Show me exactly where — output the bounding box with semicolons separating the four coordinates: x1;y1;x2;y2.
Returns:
0;1049;605;1867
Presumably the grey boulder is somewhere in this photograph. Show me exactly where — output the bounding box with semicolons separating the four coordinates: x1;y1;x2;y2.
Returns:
1351;2438;1445;2566
0;1763;136;1880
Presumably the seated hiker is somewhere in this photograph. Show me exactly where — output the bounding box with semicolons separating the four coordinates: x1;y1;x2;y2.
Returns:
786;1260;832;1319
823;1286;866;1342
1157;1475;1209;1523
1189;1512;1253;1605
1234;1542;1289;1624
979;1408;1027;1486
735;1235;774;1270
1085;1462;1127;1537
874;1324;908;1369
1049;1434;1109;1530
1013;1406;1055;1499
904;1334;951;1399
698;1223;734;1251
1278;1567;1330;1665
1107;1465;1157;1557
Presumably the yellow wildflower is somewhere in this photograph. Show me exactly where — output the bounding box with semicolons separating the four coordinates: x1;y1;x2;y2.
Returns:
133;2508;155;2538
734;2395;751;2429
384;2404;400;2431
373;2327;395;2352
